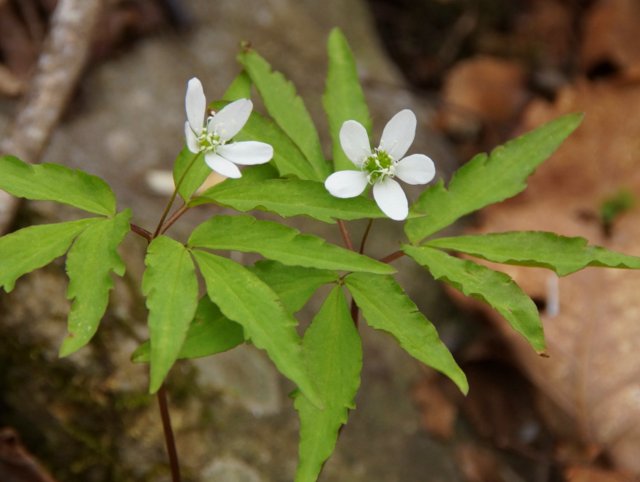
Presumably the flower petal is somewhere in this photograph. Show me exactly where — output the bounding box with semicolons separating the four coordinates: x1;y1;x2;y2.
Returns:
185;121;200;153
373;178;408;220
395;154;436;185
185;77;206;133
208;98;253;141
339;120;371;167
217;141;273;165
324;170;368;198
379;109;416;160
204;153;242;179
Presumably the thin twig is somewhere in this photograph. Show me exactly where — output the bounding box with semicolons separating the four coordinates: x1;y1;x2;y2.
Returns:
157;386;181;482
358;219;373;254
130;223;152;242
379;250;405;264
160;203;190;235
0;0;105;234
337;219;353;251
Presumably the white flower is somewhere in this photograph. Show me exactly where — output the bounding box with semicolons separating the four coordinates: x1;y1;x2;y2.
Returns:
184;77;273;178
324;109;436;220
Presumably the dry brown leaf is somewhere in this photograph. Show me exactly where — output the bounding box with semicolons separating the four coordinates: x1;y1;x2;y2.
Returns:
581;0;640;76
411;373;458;439
456;80;640;474
439;56;529;142
565;465;636;482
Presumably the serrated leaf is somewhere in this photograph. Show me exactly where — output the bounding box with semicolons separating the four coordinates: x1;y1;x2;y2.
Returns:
238;49;329;181
132;296;244;363
0;218;101;292
0;155;116;215
191;178;384;223
143;236;199;393
405;114;584;243
427;231;640;276
59;210;132;356
345;272;468;393
294;286;362;482
173;147;209;203
323;28;371;172
252;260;338;313
211;100;318;180
226;110;325;181
404;245;545;352
223;71;252;101
188;214;394;274
192;250;322;407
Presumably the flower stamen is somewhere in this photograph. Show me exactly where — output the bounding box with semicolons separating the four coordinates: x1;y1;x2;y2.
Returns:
363;148;395;184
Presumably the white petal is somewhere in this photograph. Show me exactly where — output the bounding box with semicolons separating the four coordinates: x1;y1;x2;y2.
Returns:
204;153;242;178
379;109;416;160
339;120;371;167
324;170;368;198
185;121;200;153
208;98;253;141
217;141;273;165
373;178;408;220
395;154;436;185
185;77;206;132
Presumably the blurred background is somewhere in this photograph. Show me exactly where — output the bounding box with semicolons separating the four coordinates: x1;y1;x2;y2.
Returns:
1;0;640;481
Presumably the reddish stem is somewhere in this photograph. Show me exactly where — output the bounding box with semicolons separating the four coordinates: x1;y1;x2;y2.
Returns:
358;219;373;254
130;223;152;242
337;219;354;251
379;250;405;264
160;204;190;235
157;385;181;482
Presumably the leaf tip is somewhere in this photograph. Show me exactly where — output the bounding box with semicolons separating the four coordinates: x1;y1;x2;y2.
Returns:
58;336;81;358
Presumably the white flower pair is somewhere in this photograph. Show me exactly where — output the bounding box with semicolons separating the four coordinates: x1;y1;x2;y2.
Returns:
325;110;436;221
184;78;435;221
184;77;273;178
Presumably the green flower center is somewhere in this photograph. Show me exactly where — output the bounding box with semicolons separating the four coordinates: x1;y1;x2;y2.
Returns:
362;149;395;184
197;130;223;153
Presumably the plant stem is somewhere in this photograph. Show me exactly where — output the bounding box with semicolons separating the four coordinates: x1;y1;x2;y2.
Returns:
160;203;190;235
153;152;201;237
154;189;180;238
337;219;353;251
358;219;373;254
130;223;152;242
380;250;405;264
157;385;181;482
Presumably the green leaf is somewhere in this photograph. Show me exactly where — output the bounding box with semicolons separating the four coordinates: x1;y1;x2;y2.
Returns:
173;147;209;203
192;250;322;407
132;296;244;363
405;114;584;243
0;218;101;292
211;99;319;181
252;260;338;313
188;214;394;274
191;178;384;223
404;245;545;352
142;236;199;393
59;210;132;356
238;49;329;181
427;231;640;276
345;272;468;393
234;111;323;181
294;286;362;482
223;71;252;101
323;28;371;172
0;155;116;215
